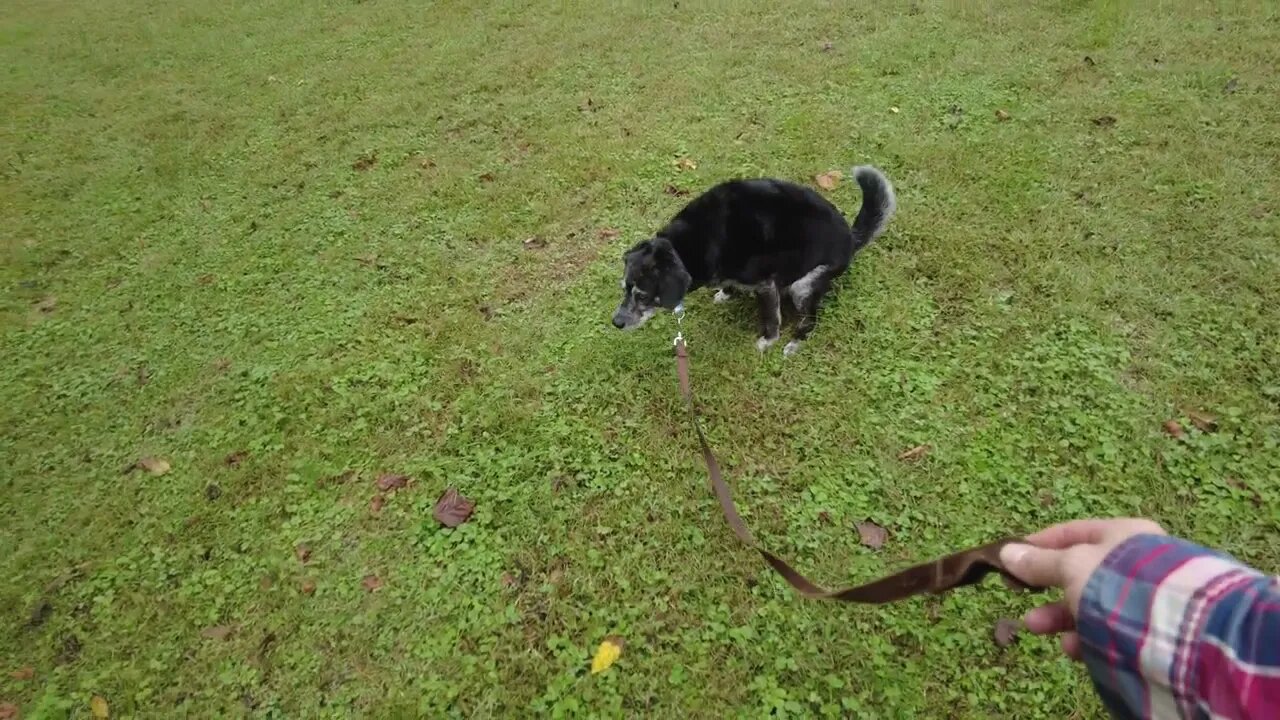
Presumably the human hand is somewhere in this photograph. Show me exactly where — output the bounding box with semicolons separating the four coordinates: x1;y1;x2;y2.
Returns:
999;518;1165;661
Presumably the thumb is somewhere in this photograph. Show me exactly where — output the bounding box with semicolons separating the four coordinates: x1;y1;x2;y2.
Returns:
999;542;1067;590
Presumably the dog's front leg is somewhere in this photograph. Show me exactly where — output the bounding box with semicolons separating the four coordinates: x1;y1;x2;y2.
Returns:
754;282;781;352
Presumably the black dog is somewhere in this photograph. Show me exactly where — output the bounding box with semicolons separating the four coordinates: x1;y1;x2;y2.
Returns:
611;166;895;355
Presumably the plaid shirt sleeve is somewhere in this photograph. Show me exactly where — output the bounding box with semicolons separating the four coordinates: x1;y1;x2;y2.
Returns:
1078;533;1280;720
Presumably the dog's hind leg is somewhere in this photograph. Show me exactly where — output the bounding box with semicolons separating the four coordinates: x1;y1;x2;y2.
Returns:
785;272;834;356
754;282;781;352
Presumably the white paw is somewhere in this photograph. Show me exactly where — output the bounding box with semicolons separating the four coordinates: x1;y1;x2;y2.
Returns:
713;289;731;304
783;340;803;356
755;335;778;352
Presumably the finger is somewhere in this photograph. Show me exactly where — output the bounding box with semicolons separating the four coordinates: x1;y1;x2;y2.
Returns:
1060;631;1082;662
1023;519;1114;550
1024;601;1075;635
999;543;1068;588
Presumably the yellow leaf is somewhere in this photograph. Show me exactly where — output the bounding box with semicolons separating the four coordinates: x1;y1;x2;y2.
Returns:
590;636;624;675
90;695;109;718
814;170;843;191
136;457;170;476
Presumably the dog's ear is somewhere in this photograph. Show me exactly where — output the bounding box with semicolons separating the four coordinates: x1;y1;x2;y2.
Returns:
651;237;691;308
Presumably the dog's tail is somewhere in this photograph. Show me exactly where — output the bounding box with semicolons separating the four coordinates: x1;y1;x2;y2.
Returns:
850;165;896;251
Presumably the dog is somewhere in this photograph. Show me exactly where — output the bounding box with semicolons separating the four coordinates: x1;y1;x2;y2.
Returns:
611;165;896;355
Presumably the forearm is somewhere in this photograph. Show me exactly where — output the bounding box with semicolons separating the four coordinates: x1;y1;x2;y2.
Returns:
1077;534;1280;720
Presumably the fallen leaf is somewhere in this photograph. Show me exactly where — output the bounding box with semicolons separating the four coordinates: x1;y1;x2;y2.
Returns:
1186;410;1218;433
817;510;832;525
300;578;316;595
433;487;475;528
1038;489;1056;508
135;366;150;385
889;106;900;113
1250;205;1270;219
674;157;697;171
814;170;843;191
0;703;17;720
196;273;216;286
200;625;235;641
1162;419;1186;439
1092;115;1117;127
1225;477;1264;507
295;544;312;564
361;574;384;592
522;236;547;250
663;184;690;197
9;667;34;681
993;618;1020;647
500;572;519;589
478;171;495;183
820;41;834;51
597;228;620;240
897;444;931;462
1083;55;1096;66
35;295;57;313
375;473;409;492
212;357;231;373
352;151;378;171
478;304;495;320
90;695;109;718
591;636;625;674
224;451;248;467
856;521;888;550
259;575;274;590
133;457;171;476
995;109;1011;121
369;494;386;514
1223;77;1239;94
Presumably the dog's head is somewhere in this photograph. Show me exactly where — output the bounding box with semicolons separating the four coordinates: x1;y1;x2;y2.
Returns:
612;237;691;330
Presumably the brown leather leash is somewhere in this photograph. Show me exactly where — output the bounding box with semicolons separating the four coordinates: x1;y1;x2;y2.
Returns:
673;333;1037;603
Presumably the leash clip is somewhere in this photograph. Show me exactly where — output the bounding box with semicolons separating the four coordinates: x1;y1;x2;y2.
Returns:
672;304;686;346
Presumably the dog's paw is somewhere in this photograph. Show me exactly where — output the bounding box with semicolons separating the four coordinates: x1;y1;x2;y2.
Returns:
755;335;778;353
713;289;732;304
783;340;803;357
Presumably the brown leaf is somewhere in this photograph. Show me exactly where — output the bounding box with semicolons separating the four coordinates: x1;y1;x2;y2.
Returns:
817;510;832;525
1225;477;1264;507
200;625;235;641
258;574;274;590
352;151;378;171
361;574;384;592
856;520;888;550
993;618;1020;647
300;578;317;595
1092;115;1117;127
295;544;312;564
814;170;843;191
1162;419;1186;439
212;357;232;373
674;157;697;171
1186;410;1218;433
1037;489;1056;508
478;171;495;183
375;473;409;492
995;109;1011;121
1082;55;1096;66
132;457;171;476
196;273;216;286
663;184;690;197
597;228;621;240
135;366;150;386
224;451;248;468
500;572;519;589
433;487;476;528
369;493;386;514
897;444;931;462
34;295;57;314
522;236;548;250
0;702;19;720
9;667;34;681
820;41;834;52
1251;205;1270;219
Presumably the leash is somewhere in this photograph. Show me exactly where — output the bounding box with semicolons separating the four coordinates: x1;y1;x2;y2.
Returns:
671;311;1037;603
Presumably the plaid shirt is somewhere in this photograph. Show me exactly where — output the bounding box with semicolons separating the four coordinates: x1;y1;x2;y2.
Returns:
1079;534;1280;719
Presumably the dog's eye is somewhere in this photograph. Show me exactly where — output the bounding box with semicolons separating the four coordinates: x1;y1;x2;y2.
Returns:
632;289;650;301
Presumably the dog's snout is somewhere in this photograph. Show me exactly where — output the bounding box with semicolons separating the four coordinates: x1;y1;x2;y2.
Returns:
611;313;626;329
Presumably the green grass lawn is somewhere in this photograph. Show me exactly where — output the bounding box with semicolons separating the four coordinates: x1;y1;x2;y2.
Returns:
3;0;1279;717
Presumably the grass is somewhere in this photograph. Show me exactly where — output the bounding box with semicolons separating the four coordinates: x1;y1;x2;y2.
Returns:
2;0;1278;716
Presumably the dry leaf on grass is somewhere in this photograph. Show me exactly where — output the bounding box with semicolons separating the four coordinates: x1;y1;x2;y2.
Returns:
433;487;475;528
522;237;547;250
856;521;888;550
597;228;620;240
995;109;1011;121
814;170;843;190
993;618;1020;647
663;184;690;197
35;295;57;314
1092;115;1117;127
129;457;171;476
90;695;109;718
1186;410;1218;433
9;667;34;681
591;636;625;674
294;544;312;564
375;473;409;492
369;494;386;514
224;451;248;467
300;578;317;595
200;625;235;641
361;574;384;592
674;157;698;171
897;444;931;462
